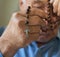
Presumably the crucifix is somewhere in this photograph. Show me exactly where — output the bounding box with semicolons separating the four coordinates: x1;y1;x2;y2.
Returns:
24;27;30;38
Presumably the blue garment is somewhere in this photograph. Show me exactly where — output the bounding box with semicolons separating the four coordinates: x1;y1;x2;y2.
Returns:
0;52;3;57
14;37;60;57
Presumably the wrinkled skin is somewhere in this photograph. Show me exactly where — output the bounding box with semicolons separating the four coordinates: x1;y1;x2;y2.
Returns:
19;0;58;42
0;0;60;57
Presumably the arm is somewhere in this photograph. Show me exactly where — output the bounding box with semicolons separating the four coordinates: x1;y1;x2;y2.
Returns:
0;12;27;57
0;37;18;57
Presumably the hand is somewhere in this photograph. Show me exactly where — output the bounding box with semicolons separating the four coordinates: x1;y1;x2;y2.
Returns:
0;12;38;57
50;0;60;16
1;12;35;48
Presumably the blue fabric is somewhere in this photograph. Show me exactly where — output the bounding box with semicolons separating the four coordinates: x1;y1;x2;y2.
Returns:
0;27;5;36
14;37;60;57
0;52;3;57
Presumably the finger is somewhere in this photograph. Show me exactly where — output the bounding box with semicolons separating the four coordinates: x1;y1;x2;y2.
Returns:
58;1;60;16
12;12;27;24
19;16;27;24
53;0;59;13
12;12;27;29
50;0;54;4
30;8;48;18
12;12;21;18
18;16;27;30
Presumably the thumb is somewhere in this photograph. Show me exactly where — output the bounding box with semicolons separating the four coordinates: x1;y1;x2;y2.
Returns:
12;12;27;25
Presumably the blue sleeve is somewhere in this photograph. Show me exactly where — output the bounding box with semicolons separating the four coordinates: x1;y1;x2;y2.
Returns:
0;27;5;36
0;52;3;57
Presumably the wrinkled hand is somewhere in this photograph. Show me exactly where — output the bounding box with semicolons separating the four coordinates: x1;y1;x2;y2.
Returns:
50;0;60;16
1;12;36;48
0;12;41;57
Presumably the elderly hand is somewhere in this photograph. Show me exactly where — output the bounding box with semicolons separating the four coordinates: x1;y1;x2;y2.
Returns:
0;12;37;57
50;0;60;16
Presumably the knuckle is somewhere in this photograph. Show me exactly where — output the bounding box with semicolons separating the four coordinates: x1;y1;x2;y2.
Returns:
19;17;26;22
11;12;26;25
12;12;18;17
12;12;20;18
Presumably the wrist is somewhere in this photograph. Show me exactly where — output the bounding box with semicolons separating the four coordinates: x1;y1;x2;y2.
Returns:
0;36;19;57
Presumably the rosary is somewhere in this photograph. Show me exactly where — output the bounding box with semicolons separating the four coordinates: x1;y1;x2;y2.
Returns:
25;0;60;38
24;6;31;38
